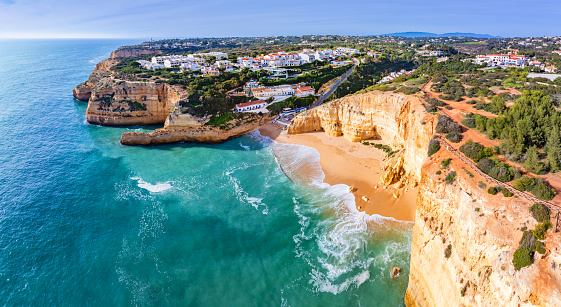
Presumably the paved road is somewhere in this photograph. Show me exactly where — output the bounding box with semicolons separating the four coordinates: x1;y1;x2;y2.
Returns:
311;59;359;108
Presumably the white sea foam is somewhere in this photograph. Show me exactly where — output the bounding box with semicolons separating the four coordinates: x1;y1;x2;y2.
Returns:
239;141;251;151
224;162;270;215
272;138;412;295
131;177;173;193
89;55;106;64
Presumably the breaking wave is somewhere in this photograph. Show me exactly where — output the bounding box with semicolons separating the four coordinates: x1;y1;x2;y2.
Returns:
131;177;173;193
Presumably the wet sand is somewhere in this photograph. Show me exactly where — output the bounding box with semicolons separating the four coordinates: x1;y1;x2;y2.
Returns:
259;122;417;222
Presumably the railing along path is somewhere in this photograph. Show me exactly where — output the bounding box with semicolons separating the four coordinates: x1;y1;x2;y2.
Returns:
435;135;561;232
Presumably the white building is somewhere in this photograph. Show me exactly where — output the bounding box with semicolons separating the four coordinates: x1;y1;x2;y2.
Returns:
252;85;295;99
180;63;202;72
294;86;315;97
336;47;360;55
235;99;267;112
475;54;528;67
201;66;220;76
194;52;228;59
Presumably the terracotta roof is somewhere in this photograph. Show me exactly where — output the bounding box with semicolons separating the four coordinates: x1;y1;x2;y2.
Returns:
236;99;267;108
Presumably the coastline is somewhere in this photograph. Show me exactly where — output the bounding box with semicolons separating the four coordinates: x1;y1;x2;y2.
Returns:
259;122;417;222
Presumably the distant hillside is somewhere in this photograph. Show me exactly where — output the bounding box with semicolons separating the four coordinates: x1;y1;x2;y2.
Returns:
380;32;500;38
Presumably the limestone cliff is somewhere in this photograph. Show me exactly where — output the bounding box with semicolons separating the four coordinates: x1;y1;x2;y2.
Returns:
73;59;119;102
73;58;180;126
86;81;179;126
75;56;264;144
110;48;162;59
287;91;561;306
288;91;436;180
120;111;264;145
405;155;561;307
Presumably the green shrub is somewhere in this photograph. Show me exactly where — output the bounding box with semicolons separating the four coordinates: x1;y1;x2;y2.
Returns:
396;86;420;95
441;158;452;168
487;186;499;195
532;180;556;201
530;203;550;223
436;170;442;175
461;118;476;128
444;244;452;258
460;282;468;297
502;189;513;197
446;132;463;143
460;141;493;163
535;241;546;254
424;104;438;113
533;221;551;240
513;248;533;270
426;97;447;107
519;231;538;251
436;115;462;134
476;158;518;183
515;177;556;200
445;171;457;184
428;139;441;156
478;181;487;189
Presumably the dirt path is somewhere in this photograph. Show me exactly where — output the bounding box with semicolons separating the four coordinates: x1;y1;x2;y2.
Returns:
436;135;561;231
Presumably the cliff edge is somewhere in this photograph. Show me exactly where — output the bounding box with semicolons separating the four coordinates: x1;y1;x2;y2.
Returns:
74;57;263;144
287;91;561;306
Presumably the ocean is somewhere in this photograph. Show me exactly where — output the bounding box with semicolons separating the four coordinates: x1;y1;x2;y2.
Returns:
0;39;412;306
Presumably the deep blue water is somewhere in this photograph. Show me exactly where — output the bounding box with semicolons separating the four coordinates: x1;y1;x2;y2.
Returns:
0;39;412;306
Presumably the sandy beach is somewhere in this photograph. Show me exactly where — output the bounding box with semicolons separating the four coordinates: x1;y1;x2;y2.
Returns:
259;122;417;222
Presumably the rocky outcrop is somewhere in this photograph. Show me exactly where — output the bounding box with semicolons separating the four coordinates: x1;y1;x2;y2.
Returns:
86;81;179;126
73;57;180;126
75;56;264;144
72;59;119;102
287;90;561;306
72;84;92;102
120;112;264;145
110;48;162;59
288;91;436;180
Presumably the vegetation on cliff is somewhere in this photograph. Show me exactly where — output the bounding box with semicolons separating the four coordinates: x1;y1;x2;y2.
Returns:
513;203;551;270
330;58;415;99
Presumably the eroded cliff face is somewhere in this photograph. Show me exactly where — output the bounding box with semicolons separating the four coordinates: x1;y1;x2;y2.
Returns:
288;91;436;180
73;58;180;126
75;57;263;143
405;150;561;307
120;111;264;145
287;91;561;306
86;81;179;126
110;48;162;59
73;59;119;102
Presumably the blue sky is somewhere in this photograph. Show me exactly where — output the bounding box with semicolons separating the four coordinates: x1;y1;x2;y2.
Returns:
1;0;560;38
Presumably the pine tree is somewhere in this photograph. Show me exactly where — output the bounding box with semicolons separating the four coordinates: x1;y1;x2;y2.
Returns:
546;126;561;172
524;146;544;174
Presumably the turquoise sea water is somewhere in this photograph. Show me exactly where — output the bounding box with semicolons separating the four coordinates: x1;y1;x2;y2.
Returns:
0;39;413;306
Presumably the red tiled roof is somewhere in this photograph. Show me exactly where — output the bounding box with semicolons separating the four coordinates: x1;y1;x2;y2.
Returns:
236;99;267;108
295;86;314;93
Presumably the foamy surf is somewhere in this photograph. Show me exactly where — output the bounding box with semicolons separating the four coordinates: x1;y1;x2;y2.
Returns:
131;177;173;193
251;130;412;295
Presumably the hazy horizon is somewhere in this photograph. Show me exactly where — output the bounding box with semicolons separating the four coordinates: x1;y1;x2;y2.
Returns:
1;0;560;39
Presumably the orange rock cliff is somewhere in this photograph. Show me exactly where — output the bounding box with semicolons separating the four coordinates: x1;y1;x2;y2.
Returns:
73;58;262;144
287;91;561;306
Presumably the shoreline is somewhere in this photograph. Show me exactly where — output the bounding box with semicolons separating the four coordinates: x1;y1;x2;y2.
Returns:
259;122;417;222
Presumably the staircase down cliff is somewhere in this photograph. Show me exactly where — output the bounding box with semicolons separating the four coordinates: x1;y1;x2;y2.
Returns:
286;91;561;306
